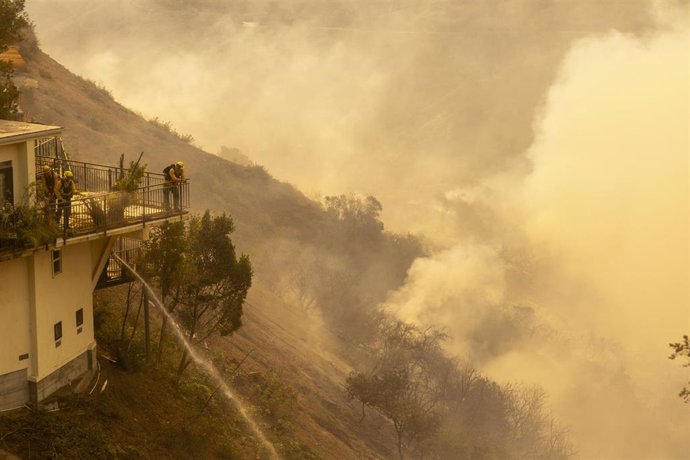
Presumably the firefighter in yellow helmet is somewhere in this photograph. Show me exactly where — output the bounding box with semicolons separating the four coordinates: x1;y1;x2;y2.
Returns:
163;161;186;211
55;170;77;231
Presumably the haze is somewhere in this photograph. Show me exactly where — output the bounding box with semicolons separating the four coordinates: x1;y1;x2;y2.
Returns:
26;0;690;458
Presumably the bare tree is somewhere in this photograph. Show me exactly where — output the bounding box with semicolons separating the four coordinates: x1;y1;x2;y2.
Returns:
346;321;447;459
669;334;690;403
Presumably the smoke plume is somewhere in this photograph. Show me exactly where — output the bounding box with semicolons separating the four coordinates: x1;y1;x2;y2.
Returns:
387;7;689;458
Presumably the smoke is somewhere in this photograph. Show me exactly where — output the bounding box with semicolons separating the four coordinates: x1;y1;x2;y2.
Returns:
387;7;689;458
24;0;689;457
26;0;654;230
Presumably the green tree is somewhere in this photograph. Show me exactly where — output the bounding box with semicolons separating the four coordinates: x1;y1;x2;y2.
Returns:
0;0;26;51
176;211;252;377
669;334;690;403
0;0;27;119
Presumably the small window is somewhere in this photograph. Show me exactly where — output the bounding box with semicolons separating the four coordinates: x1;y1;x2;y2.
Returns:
54;321;62;347
76;308;83;333
52;250;62;275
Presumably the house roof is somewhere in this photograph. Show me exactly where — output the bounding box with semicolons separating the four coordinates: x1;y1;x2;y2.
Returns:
0;120;62;145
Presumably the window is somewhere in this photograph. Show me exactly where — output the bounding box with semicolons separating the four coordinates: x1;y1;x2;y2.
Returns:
54;321;62;347
0;160;13;208
76;308;83;333
52;250;62;275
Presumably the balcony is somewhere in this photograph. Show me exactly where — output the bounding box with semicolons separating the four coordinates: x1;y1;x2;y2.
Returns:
0;142;189;259
96;236;140;289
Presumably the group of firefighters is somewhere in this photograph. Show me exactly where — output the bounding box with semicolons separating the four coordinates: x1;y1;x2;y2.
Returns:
40;165;77;231
39;161;186;232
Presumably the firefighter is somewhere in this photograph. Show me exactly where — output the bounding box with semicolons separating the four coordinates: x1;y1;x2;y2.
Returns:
55;170;77;231
40;165;58;220
163;161;185;211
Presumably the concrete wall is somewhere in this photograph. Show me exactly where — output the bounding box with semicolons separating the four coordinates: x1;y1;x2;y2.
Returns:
28;350;92;403
29;242;95;381
0;369;28;411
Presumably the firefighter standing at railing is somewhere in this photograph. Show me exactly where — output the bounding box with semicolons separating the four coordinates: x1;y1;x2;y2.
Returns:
163;161;185;211
55;170;77;231
40;165;58;220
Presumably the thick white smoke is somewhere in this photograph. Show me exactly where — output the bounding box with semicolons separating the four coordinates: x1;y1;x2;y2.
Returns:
387;10;689;459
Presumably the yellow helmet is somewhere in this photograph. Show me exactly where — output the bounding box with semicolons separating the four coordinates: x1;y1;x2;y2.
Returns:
64;170;74;178
42;165;50;172
176;161;184;168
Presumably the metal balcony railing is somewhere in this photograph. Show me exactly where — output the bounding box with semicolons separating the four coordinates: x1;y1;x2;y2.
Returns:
36;154;167;195
97;236;141;289
0;142;190;258
0;181;189;258
60;181;189;235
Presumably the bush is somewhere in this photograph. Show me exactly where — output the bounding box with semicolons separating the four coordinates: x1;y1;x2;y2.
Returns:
149;116;195;144
0;184;59;251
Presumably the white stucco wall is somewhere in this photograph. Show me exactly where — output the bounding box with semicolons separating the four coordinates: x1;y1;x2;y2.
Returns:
29;243;95;381
0;257;31;376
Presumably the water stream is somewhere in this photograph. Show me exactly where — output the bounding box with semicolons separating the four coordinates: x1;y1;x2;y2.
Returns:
113;255;281;460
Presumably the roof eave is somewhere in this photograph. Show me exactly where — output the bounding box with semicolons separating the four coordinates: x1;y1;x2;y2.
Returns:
0;126;64;146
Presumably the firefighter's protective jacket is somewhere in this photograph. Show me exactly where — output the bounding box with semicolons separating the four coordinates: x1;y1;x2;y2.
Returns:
55;178;77;200
41;171;57;195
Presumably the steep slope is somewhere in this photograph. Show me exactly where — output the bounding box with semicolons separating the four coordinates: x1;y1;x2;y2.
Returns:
12;43;400;458
229;285;397;458
19;42;328;253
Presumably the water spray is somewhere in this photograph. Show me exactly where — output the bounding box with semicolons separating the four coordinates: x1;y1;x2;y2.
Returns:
113;254;281;460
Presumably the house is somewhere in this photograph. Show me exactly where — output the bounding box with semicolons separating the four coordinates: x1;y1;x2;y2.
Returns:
0;120;189;411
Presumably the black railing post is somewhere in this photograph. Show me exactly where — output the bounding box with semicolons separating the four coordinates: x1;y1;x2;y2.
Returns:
103;194;108;234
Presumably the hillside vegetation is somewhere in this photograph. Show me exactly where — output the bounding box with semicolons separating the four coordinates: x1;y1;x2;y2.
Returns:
17;28;421;341
0;24;572;459
0;27;415;458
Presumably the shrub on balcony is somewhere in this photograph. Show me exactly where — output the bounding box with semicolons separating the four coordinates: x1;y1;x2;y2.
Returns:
84;161;146;228
113;161;146;193
0;185;59;251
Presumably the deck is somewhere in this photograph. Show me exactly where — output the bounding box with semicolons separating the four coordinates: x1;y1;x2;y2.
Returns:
0;145;189;259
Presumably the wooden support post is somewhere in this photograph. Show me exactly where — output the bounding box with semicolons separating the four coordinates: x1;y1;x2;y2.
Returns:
144;289;151;363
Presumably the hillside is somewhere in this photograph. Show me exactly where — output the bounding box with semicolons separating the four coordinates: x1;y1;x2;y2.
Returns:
0;283;397;459
17;39;327;253
17;37;419;331
2;36;412;459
